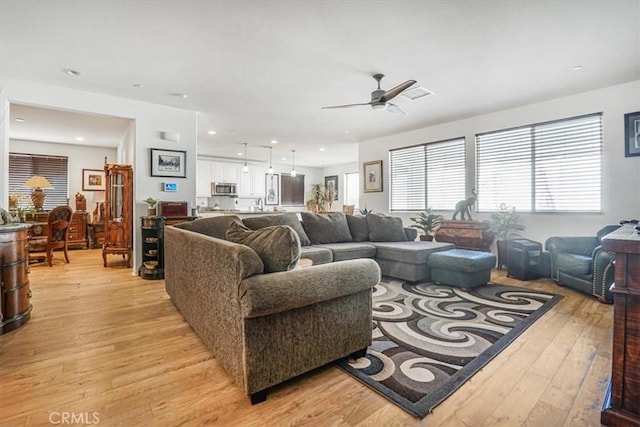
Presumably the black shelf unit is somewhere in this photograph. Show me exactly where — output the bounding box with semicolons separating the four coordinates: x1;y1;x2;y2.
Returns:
139;216;165;280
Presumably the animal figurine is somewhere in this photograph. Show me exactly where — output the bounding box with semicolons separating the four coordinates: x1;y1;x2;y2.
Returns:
452;188;477;220
0;207;12;225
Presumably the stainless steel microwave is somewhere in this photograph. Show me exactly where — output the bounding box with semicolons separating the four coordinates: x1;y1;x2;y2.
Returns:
211;182;237;196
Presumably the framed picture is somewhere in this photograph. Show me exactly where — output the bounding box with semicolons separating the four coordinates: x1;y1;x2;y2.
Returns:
82;169;106;191
150;148;186;178
363;160;383;192
324;175;338;200
624;111;640;157
265;173;280;205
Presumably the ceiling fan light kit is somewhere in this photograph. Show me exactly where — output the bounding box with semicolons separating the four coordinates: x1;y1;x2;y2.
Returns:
322;73;417;116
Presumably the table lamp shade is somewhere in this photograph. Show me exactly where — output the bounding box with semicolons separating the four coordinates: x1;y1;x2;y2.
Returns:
24;176;54;211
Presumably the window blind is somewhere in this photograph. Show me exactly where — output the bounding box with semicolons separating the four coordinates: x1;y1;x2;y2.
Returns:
476;113;602;212
390;138;465;211
8;153;69;211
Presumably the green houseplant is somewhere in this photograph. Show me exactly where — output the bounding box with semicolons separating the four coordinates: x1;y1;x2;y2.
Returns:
489;203;526;268
410;208;444;241
305;184;327;213
144;197;158;216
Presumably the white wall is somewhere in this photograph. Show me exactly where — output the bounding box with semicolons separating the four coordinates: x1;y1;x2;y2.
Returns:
0;79;198;273
359;80;640;244
8;139;117;208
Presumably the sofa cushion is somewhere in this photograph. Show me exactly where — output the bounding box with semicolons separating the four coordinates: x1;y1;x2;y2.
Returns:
315;242;376;261
301;212;353;244
366;214;408;242
346;215;369;242
225;221;301;273
556;253;592;276
242;213;311;246
175;215;240;239
371;241;454;264
299;246;333;265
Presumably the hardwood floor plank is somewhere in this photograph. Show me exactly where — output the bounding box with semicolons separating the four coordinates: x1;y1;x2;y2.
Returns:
0;249;613;426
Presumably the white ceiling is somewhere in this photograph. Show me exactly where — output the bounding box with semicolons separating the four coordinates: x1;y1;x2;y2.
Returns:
2;1;639;167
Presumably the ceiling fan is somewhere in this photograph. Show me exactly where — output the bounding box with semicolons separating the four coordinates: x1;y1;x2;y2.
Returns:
321;73;417;115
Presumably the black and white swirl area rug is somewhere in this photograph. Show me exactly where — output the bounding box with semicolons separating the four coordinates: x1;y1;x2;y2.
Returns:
338;278;562;418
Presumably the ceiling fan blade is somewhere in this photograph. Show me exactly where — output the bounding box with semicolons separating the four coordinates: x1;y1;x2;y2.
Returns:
321;102;372;109
386;102;408;116
380;80;417;102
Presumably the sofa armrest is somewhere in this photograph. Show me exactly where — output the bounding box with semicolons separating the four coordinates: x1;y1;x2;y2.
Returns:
593;247;614;303
239;258;380;318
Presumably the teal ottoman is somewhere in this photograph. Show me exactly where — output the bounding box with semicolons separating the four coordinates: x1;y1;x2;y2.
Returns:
429;249;496;289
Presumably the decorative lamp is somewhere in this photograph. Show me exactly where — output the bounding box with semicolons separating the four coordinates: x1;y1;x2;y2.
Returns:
267;146;274;175
24;176;53;211
290;149;296;177
242;143;249;173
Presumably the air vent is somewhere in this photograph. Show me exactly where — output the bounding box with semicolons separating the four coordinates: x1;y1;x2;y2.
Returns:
401;86;434;100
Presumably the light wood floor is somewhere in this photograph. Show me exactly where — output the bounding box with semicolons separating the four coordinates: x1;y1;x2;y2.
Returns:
1;249;612;426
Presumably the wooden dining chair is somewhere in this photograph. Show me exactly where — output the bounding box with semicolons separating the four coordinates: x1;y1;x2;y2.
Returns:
36;206;73;267
342;204;355;215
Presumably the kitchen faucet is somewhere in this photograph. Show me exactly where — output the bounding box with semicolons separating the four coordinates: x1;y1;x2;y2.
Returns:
256;197;264;212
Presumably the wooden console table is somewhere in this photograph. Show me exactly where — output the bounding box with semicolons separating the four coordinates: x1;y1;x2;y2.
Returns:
434;220;495;252
600;225;640;426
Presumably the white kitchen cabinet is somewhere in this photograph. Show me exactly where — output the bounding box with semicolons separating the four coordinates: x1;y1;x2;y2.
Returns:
212;162;240;184
196;159;214;197
238;166;267;197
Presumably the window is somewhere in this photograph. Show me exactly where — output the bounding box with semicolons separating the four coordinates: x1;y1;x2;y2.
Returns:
390;138;466;211
9;153;69;210
476;113;602;212
344;172;359;209
280;173;305;206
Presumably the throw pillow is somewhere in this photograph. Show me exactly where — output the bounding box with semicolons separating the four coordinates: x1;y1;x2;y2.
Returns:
225;221;301;273
366;214;408;242
175;215;240;239
346;215;369;242
242;213;311;246
300;212;353;244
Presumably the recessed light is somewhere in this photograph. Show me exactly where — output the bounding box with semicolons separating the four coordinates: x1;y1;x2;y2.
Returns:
319;148;325;152
132;83;143;88
281;157;287;161
237;152;243;156
75;137;84;141
14;118;25;122
572;65;583;71
344;130;350;134
62;68;81;77
208;130;217;135
270;140;278;144
169;93;188;98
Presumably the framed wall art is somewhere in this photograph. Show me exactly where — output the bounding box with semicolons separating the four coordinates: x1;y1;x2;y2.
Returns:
624;111;640;157
363;160;383;193
150;148;186;178
265;173;280;205
324;175;338;200
82;169;106;191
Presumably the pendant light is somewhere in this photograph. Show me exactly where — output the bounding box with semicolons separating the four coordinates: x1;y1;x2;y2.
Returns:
242;143;249;173
290;149;296;177
267;147;274;175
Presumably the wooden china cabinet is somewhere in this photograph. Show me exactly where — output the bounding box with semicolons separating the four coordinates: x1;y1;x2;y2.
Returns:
102;161;133;268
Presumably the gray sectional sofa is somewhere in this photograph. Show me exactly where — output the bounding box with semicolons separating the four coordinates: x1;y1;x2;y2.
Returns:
241;212;455;282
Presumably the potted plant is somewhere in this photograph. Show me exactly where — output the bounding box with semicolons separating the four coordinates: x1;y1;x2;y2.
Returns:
305;184;326;213
489;203;526;268
359;205;373;215
144;197;158;216
410;208;444;241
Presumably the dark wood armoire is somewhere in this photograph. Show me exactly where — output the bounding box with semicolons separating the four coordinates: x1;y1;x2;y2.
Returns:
102;162;133;268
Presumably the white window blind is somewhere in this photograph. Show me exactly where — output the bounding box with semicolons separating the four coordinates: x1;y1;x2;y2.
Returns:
8;153;69;210
476;113;602;212
390;138;466;211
